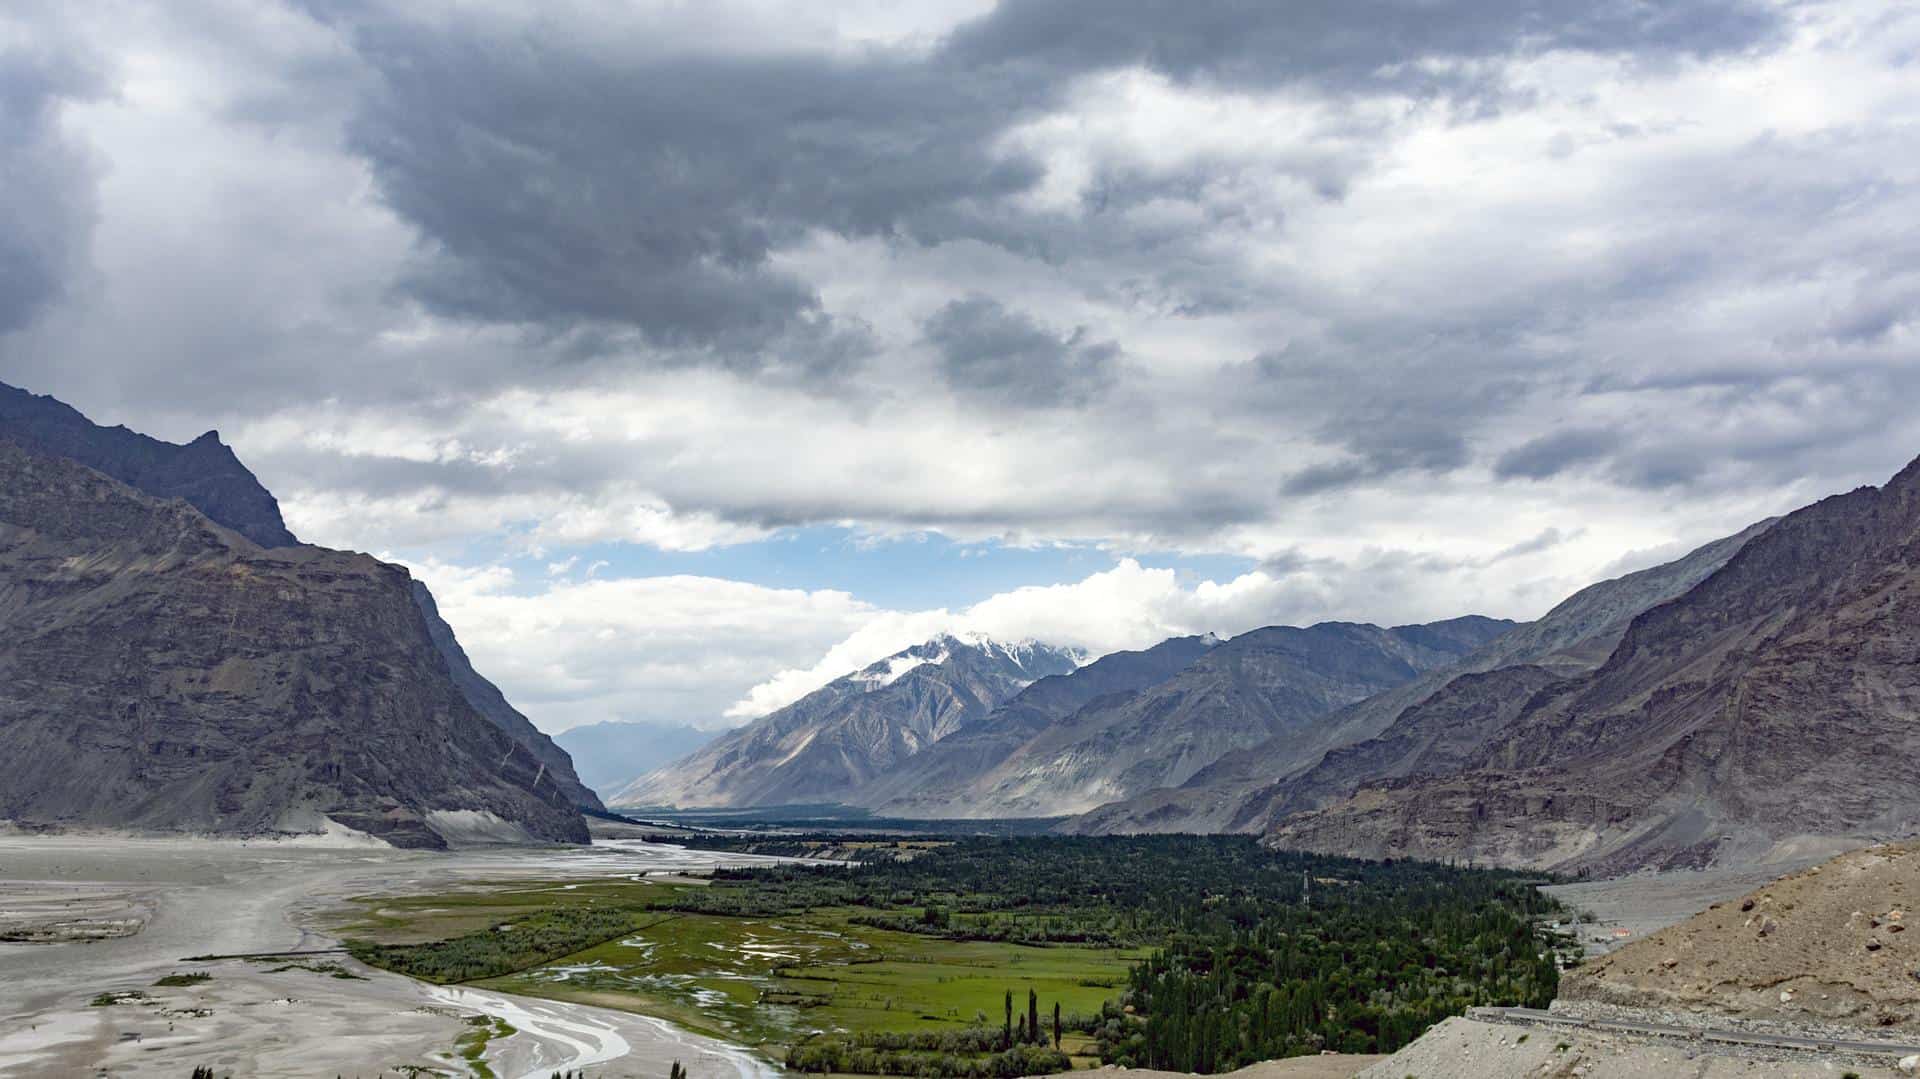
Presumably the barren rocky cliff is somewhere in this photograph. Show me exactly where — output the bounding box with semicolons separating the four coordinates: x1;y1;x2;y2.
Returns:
0;379;602;824
0;440;589;847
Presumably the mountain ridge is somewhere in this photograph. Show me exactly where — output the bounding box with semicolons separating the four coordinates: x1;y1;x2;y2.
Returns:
1062;522;1773;836
1266;456;1920;872
0;380;297;548
885;616;1517;820
0;378;601;815
614;633;1082;808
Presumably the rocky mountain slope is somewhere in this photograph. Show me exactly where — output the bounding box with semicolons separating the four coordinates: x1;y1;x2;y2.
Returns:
410;581;604;811
0;380;297;548
1;379;602;814
852;634;1223;815
887;617;1515;820
613;634;1082;808
1066;523;1771;835
0;441;587;847
1269;456;1920;872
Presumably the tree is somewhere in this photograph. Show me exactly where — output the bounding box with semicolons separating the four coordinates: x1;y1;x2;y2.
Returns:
1054;1001;1062;1050
1028;989;1040;1046
1004;989;1014;1049
669;1062;687;1079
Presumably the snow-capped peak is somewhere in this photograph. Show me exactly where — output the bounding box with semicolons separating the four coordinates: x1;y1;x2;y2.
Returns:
844;633;1083;692
850;648;949;687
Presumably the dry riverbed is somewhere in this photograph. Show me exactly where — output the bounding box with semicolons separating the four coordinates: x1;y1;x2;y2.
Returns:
0;831;790;1077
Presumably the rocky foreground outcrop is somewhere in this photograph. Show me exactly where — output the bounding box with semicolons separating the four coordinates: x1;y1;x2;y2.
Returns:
1562;841;1920;1031
0;441;587;847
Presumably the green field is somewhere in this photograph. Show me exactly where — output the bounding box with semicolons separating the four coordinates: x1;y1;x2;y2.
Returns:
338;836;1566;1076
332;878;1132;1060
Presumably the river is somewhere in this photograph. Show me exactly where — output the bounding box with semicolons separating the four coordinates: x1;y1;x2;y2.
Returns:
0;833;792;1077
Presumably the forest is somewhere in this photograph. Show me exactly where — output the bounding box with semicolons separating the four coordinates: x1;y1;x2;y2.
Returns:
682;836;1566;1071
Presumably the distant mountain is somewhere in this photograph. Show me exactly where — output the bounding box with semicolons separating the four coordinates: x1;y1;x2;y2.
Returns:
853;634;1224;815
0;440;586;847
1268;456;1920;873
554;721;715;795
885;617;1516;820
612;634;1082;809
1066;523;1771;836
0;380;297;548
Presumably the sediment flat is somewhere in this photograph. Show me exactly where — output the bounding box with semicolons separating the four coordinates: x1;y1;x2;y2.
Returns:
0;832;788;1077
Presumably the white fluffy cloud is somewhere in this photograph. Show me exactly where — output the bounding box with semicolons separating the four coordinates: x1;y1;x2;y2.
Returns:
402;558;880;732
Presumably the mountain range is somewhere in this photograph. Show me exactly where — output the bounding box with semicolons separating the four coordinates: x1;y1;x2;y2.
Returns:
1063;518;1775;837
10;377;1917;873
616;617;1518;816
614;634;1083;808
859;617;1515;819
0;381;597;846
623;453;1920;874
1267;457;1920;873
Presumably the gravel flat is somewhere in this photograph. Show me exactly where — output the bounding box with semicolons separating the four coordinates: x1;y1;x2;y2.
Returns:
0;832;789;1077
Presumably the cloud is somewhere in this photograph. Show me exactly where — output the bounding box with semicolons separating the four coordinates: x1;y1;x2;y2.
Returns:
725;557;1334;717
0;25;103;334
320;2;1044;359
5;0;1920;734
1495;427;1624;480
923;295;1117;407
402;557;882;732
945;0;1783;97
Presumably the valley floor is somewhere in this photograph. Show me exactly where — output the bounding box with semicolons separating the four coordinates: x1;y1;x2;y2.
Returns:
0;832;789;1077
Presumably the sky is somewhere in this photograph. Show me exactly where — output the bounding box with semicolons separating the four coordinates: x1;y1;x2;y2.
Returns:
3;0;1918;734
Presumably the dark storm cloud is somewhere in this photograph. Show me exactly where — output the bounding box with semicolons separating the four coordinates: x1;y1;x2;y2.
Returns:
14;0;1917;568
1253;341;1536;495
923;296;1117;408
0;46;101;334
1494;427;1625;480
328;9;1044;360
943;0;1785;93
311;0;1786;363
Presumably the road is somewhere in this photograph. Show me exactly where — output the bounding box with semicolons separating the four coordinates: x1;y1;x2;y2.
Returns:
1472;1006;1920;1059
